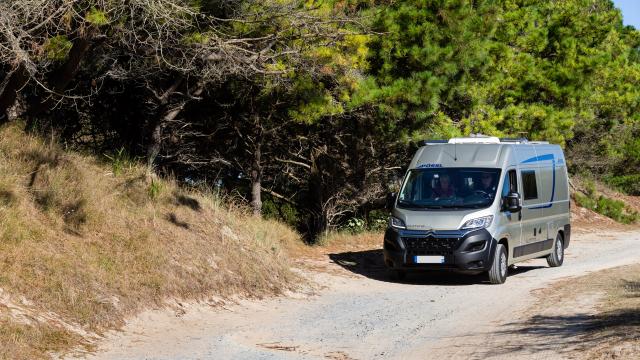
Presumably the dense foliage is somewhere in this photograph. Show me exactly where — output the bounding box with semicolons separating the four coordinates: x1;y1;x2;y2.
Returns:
1;0;639;239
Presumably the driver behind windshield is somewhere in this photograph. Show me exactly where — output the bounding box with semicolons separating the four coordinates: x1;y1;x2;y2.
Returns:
478;172;496;197
432;174;456;199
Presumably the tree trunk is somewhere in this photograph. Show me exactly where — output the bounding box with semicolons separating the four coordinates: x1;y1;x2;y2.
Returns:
26;35;92;128
146;105;183;168
250;126;263;217
49;37;92;91
0;64;28;124
307;148;327;241
146;79;202;168
146;120;164;168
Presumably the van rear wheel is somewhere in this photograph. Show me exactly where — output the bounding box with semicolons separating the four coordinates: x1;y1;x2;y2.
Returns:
488;243;508;284
547;233;564;267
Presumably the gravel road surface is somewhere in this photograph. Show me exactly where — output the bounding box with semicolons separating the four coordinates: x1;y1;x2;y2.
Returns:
73;230;640;360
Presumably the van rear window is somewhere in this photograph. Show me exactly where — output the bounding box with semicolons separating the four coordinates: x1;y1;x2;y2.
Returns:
522;170;538;200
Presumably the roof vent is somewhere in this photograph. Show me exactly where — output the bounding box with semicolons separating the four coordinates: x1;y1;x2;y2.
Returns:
448;135;500;144
418;139;448;146
500;137;529;144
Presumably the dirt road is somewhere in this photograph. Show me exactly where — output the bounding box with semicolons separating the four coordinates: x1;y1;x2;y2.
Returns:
73;230;640;359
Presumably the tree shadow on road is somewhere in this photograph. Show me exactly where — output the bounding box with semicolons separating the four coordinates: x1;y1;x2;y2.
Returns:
471;308;640;358
328;249;545;286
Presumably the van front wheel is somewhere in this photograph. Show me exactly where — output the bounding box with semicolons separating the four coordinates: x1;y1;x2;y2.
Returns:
547;233;564;267
488;243;508;284
388;269;406;281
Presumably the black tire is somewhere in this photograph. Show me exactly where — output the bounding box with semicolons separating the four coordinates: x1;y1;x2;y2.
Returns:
547;233;564;267
388;269;406;281
488;243;508;284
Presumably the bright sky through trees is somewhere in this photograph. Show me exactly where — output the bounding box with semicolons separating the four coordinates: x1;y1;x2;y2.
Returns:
613;0;640;28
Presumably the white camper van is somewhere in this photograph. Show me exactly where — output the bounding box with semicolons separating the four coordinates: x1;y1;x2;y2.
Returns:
383;136;570;284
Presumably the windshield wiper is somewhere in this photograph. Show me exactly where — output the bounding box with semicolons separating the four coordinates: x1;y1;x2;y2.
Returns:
447;204;488;209
397;201;422;209
397;202;443;209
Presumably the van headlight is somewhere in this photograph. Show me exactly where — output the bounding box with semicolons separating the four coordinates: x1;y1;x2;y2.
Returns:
389;216;406;229
461;215;493;230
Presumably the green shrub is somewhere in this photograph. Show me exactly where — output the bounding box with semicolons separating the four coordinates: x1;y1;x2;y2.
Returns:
183;32;210;45
604;175;640;196
339;211;389;234
44;35;73;61
341;217;366;234
262;199;299;227
575;193;639;224
86;8;109;26
574;193;595;209
367;210;389;232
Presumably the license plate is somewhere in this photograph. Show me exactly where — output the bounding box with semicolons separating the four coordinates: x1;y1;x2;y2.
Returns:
414;255;445;264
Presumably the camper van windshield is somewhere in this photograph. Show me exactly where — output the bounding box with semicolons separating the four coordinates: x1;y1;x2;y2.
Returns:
397;168;502;210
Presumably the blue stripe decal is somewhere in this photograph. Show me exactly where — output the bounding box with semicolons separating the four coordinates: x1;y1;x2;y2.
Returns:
521;153;554;164
520;154;555;209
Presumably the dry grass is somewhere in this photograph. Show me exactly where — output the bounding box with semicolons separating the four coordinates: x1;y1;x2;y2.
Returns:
0;316;81;360
0;124;304;359
316;231;382;253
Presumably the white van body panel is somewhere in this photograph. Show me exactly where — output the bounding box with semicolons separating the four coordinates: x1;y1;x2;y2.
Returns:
385;139;571;272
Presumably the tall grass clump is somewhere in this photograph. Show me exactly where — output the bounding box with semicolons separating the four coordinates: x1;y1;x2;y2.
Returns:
104;147;135;176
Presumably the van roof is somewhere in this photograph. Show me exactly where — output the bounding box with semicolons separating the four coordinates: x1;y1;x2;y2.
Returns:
419;136;549;146
410;142;563;170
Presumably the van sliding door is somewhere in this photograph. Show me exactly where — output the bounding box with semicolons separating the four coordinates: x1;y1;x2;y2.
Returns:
516;168;544;257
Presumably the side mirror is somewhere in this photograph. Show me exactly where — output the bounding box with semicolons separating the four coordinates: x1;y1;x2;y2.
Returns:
386;192;397;211
503;192;521;213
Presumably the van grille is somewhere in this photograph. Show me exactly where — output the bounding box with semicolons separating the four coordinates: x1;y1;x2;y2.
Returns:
401;237;461;255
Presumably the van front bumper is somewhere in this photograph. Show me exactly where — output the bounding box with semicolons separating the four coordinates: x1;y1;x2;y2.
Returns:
383;227;497;272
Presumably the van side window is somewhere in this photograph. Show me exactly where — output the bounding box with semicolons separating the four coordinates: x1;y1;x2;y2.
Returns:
501;169;518;197
509;170;518;193
522;170;538;200
501;174;510;197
